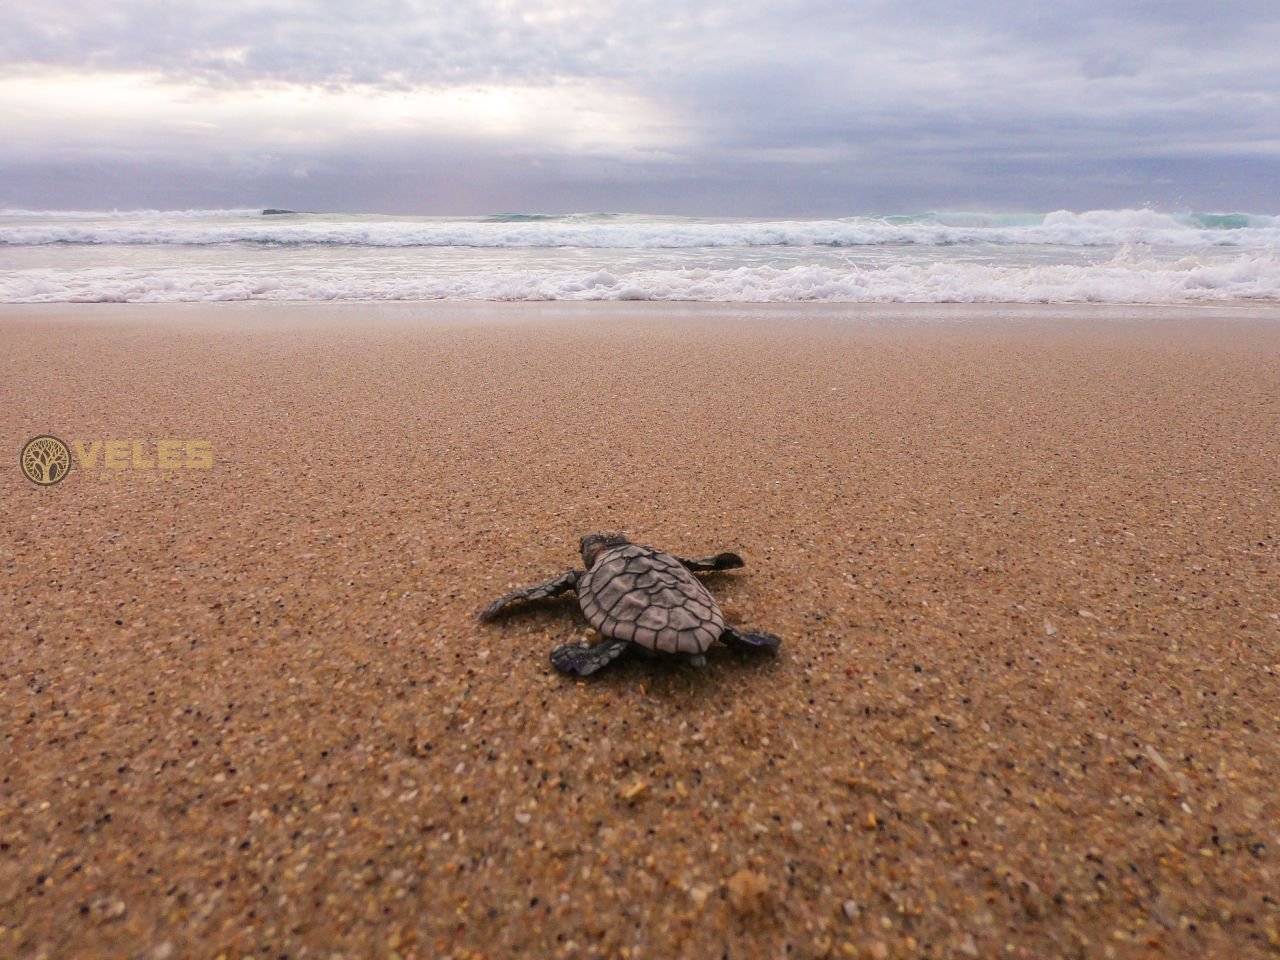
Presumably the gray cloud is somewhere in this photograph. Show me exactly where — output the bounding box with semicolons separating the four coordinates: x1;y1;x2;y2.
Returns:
1;0;1277;212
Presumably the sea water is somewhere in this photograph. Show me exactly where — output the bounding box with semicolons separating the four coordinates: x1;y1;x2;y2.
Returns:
1;208;1277;304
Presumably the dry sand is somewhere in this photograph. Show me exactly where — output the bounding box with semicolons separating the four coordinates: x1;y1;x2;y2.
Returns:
2;301;1279;959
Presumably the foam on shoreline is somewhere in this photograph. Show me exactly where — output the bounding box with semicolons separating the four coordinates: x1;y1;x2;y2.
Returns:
4;252;1278;304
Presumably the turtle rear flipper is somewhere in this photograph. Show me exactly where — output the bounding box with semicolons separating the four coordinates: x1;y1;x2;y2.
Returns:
479;570;580;621
677;551;744;573
551;637;630;676
721;626;781;652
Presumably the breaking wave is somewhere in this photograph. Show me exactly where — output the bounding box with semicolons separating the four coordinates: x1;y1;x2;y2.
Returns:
2;208;1279;249
4;252;1277;304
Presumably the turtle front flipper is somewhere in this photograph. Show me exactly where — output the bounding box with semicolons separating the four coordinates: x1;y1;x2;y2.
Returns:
479;570;581;621
720;625;781;652
550;637;630;676
677;551;744;573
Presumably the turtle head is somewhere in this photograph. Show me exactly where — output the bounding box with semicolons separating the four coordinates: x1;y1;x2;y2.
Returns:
580;532;630;567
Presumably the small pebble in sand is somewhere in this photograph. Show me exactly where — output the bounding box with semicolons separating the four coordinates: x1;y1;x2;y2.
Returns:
91;897;127;923
689;884;713;909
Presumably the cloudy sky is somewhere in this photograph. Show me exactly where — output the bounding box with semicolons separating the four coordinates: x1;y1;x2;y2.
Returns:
2;0;1277;215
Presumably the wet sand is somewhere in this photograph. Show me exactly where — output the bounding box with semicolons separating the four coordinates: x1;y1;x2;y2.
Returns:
2;301;1279;959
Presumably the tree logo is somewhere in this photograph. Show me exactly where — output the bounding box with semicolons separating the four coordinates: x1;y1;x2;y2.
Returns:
20;435;72;486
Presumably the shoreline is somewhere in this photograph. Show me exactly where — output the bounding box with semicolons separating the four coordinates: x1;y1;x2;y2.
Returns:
5;298;1280;321
3;303;1278;958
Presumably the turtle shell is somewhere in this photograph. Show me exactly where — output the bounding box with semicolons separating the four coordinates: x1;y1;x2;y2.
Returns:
577;543;725;654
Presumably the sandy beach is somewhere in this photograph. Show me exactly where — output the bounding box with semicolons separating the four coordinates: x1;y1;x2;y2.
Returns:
2;301;1278;959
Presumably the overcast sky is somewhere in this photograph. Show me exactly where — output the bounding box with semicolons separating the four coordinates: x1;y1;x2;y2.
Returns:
1;1;1277;215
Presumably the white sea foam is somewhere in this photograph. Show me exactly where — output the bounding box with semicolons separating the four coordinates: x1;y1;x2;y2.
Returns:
2;208;1278;249
4;252;1277;304
3;208;1278;304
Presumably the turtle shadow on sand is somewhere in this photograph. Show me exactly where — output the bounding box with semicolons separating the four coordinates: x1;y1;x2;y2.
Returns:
580;637;781;686
480;533;782;678
478;568;737;621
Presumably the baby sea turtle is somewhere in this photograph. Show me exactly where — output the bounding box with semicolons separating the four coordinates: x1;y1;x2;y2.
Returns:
480;533;781;676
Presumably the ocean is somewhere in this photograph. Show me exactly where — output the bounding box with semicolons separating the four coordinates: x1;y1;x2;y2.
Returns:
1;207;1277;304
